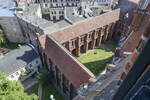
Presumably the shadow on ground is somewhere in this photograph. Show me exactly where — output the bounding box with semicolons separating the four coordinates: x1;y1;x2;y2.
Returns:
83;56;113;76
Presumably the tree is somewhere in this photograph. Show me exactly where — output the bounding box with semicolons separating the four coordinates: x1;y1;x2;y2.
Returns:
0;72;38;100
36;70;50;85
0;26;6;46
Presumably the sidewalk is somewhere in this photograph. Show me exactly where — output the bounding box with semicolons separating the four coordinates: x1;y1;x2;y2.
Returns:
38;84;43;100
22;76;38;91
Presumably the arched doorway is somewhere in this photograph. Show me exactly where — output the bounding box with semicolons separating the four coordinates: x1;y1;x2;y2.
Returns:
88;41;92;50
80;45;84;53
72;49;76;56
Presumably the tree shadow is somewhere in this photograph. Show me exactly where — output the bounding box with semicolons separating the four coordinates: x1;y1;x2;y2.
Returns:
78;42;116;76
83;56;113;76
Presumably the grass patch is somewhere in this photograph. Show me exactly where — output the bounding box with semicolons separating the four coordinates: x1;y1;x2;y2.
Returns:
1;41;24;49
78;42;117;76
25;83;39;95
105;42;117;52
42;82;64;100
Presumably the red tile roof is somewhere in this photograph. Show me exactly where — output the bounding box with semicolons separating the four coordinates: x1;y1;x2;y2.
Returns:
121;31;142;52
50;9;120;44
45;35;95;89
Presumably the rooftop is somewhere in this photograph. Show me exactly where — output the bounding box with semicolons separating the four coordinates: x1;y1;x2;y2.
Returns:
0;45;39;76
44;35;95;89
50;8;120;44
65;7;86;24
0;0;15;16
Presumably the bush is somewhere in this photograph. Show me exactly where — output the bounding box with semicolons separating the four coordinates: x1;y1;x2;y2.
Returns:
0;72;38;100
36;70;50;85
21;72;27;77
0;27;7;46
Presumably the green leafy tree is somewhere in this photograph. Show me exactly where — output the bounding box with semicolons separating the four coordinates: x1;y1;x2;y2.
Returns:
0;26;6;46
36;70;50;84
0;72;38;100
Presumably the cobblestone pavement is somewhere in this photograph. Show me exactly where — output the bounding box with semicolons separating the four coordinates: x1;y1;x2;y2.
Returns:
93;80;119;100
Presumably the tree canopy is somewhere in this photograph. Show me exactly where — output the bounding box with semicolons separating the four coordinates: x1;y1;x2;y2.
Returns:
0;72;38;100
36;70;50;85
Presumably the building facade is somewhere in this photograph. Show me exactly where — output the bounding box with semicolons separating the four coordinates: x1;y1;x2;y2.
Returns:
49;9;120;56
0;16;25;43
0;0;25;43
113;37;150;100
35;8;120;100
118;2;150;85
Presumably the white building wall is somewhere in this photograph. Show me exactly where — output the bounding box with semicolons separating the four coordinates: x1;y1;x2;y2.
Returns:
7;57;42;81
36;4;42;18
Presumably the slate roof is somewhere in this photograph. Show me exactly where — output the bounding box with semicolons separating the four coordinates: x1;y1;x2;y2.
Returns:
45;36;95;89
0;45;39;76
0;0;15;16
50;8;120;44
65;7;86;24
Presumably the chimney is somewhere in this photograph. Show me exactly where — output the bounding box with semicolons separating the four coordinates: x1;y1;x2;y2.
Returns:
14;1;18;7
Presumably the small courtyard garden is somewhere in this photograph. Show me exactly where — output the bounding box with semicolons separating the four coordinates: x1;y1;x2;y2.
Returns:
26;82;64;100
77;42;117;76
25;70;64;100
42;82;64;100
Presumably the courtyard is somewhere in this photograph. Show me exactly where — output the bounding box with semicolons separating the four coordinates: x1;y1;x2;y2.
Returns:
26;82;64;100
77;42;117;76
42;82;64;100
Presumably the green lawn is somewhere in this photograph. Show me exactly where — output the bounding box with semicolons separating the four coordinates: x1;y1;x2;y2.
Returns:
25;83;39;95
42;82;64;100
1;42;24;49
77;42;117;76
